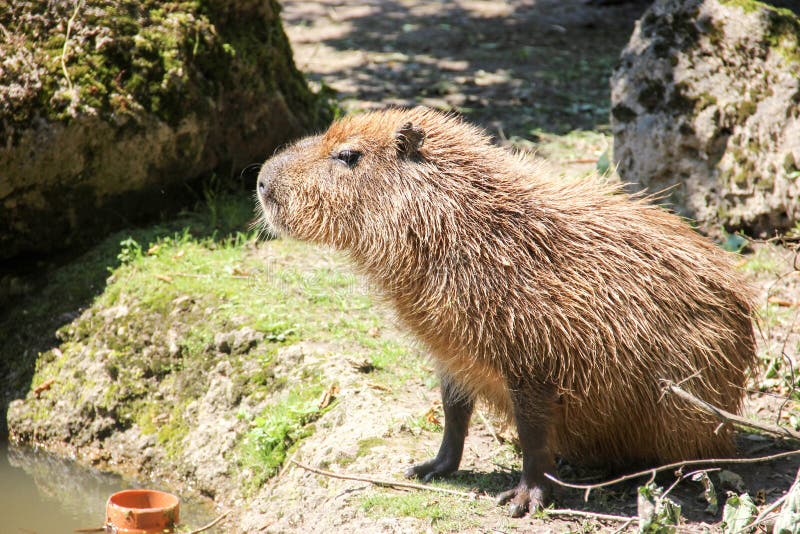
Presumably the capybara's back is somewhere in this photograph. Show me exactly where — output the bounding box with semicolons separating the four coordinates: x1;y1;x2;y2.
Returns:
256;107;757;514
523;180;756;466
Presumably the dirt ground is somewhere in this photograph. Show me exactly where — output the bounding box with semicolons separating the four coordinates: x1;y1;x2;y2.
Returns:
232;1;800;532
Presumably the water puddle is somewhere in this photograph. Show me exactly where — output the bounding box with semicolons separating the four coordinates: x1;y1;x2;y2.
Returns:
0;440;217;533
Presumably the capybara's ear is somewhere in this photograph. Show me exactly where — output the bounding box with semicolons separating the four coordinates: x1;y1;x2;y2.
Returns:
396;122;426;156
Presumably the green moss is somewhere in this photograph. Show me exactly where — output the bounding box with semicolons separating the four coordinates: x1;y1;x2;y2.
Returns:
136;398;191;459
356;437;386;457
731;172;749;188
696;92;718;110
736;100;758;122
721;0;800;66
783;152;799;173
0;0;330;140
755;173;775;190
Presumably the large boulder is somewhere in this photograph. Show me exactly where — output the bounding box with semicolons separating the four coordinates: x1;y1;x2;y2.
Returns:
0;0;329;260
611;0;800;236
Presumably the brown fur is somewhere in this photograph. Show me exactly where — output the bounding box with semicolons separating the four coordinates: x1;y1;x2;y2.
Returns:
257;107;756;470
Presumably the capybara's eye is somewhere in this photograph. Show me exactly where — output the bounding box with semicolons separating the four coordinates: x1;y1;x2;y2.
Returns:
333;149;361;167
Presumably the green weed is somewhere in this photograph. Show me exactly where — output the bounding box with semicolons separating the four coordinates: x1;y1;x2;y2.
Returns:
238;382;332;488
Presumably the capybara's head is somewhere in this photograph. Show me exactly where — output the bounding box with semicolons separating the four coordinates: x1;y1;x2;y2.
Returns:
256;107;497;249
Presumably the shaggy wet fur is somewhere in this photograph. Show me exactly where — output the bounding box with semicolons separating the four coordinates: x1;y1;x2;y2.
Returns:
257;107;756;471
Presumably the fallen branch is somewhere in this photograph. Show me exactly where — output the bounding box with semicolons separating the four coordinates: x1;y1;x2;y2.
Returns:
546;449;800;492
545;508;632;523
477;409;502;444
611;518;636;534
187;511;231;534
167;272;251;280
291;460;481;499
663;381;800;442
292;460;633;523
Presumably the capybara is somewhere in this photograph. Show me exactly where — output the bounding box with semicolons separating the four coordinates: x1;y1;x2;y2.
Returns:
256;107;756;516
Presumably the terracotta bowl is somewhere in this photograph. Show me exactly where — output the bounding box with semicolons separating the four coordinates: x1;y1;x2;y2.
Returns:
106;489;180;533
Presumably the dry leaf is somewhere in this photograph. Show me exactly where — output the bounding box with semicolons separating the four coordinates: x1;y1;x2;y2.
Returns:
318;384;339;409
34;379;55;397
424;406;441;427
155;274;173;283
768;296;796;307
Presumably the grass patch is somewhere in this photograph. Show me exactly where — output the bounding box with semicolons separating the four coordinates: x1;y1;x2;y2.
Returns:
5;186;429;498
361;490;488;532
521;129;611;163
237;381;332;489
736;244;784;276
356;436;386;457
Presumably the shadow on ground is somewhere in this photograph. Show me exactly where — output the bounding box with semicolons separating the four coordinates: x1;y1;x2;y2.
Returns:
437;435;799;524
284;0;649;137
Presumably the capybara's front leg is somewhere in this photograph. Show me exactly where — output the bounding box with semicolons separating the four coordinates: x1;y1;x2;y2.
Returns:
405;375;474;481
497;380;555;517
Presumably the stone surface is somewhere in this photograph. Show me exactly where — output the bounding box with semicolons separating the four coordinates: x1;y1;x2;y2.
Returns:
611;0;800;235
0;0;330;259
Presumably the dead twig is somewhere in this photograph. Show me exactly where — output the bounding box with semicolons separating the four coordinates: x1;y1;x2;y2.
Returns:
292;460;634;523
661;468;720;501
276;449;300;481
777;309;800;424
167;272;251;280
477;409;502;444
187;510;231;534
291;460;481;499
663;381;800;442
545;508;632;523
611;518;636;534
546;449;800;492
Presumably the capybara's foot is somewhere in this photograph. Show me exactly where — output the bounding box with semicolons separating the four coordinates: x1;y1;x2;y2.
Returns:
496;481;550;517
404;456;459;482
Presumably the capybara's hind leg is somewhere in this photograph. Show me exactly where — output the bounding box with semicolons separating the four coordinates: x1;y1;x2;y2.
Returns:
405;375;474;481
497;380;555;517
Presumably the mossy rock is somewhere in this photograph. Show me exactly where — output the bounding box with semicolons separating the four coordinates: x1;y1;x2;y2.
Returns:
0;0;331;260
611;0;800;236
